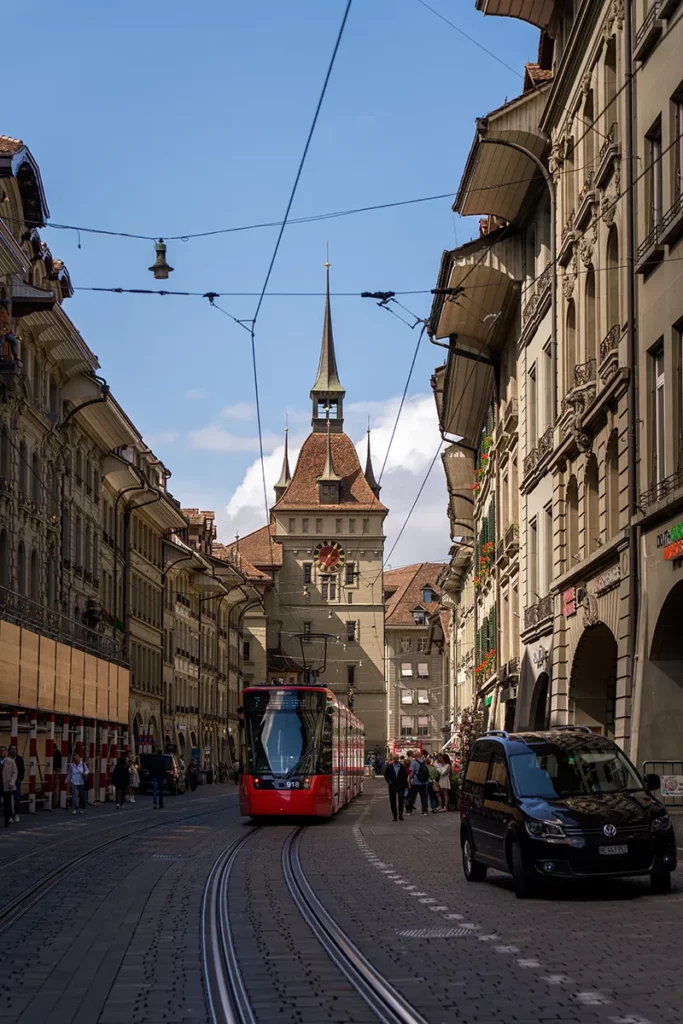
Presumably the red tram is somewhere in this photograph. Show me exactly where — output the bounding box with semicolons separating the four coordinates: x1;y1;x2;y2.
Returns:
238;685;364;817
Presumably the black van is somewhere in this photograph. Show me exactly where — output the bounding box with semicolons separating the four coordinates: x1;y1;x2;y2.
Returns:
459;727;676;898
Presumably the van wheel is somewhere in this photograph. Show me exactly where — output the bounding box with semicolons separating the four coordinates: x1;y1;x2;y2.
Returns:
462;832;487;882
651;868;672;894
511;840;536;899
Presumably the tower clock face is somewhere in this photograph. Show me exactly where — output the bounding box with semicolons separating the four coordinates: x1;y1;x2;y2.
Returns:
314;540;345;573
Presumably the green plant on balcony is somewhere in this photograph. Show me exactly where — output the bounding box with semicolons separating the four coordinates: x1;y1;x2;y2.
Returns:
474;648;496;679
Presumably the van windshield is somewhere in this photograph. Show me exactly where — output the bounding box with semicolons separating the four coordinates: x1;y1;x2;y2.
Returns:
509;745;643;798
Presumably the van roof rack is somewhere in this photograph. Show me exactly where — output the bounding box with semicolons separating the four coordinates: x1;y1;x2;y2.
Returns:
550;725;593;734
485;730;509;738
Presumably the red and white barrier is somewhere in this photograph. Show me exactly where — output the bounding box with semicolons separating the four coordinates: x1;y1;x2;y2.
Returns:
10;709;19;749
122;727;129;756
99;723;109;802
76;718;84;758
59;715;70;809
28;711;38;814
88;721;96;804
44;713;55;812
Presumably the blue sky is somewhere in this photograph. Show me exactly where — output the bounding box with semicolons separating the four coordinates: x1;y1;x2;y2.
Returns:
6;1;537;562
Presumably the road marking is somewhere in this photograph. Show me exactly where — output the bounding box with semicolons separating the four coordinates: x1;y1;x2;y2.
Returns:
517;959;542;968
477;935;499;942
609;1016;653;1024
543;975;573;985
576;992;611;1006
494;946;520;954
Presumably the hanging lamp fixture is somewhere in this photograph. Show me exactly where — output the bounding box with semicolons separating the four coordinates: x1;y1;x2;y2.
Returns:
149;238;174;280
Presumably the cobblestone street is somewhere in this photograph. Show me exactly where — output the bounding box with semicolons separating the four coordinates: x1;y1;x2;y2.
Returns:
1;780;682;1024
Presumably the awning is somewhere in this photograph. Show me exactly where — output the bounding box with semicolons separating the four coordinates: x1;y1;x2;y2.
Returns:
432;260;519;344
456;125;547;223
190;571;226;595
11;277;55;317
475;0;555;30
438;346;495;448
442;444;475;535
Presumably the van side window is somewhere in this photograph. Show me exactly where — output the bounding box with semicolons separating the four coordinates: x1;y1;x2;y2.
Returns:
488;750;510;799
463;742;493;792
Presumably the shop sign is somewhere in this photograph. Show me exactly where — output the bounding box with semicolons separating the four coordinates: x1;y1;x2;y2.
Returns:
657;522;683;561
562;587;576;618
661;775;683;796
484;694;493;707
591;564;621;595
532;645;549;668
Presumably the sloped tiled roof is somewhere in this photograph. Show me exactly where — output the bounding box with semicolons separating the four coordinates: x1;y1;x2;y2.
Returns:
212;541;272;582
384;562;444;627
0;136;24;155
223;523;282;570
274;431;387;511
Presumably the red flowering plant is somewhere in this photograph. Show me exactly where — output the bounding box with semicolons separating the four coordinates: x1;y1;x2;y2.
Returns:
474;648;496;679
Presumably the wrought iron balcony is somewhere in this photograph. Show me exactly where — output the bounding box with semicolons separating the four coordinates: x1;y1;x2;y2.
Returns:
573;357;596;388
660;191;683;247
0;584;127;665
505;522;519;555
537;425;553;459
600;324;621;363
640;467;683;509
521;264;552;329
634;1;663;62
523;594;553;631
597;123;620;187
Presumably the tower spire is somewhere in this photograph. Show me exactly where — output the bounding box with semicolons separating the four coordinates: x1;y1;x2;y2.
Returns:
310;261;346;432
364;426;381;498
317;418;342;504
274;425;292;501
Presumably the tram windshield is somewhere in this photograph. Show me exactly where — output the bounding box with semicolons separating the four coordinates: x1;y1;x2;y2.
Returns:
243;689;331;776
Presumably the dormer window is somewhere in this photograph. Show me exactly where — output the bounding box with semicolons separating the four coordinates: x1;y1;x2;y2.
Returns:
422;587;436;603
412;608;427;626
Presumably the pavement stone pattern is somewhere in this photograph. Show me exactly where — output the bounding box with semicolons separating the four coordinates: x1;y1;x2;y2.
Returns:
228;824;375;1024
300;780;683;1024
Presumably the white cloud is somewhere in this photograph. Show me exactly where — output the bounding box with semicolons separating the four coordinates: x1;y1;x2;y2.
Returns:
218;402;255;421
217;394;450;566
188;427;280;453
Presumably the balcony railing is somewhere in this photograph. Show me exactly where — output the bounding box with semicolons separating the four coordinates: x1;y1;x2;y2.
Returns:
523;594;553;631
634;1;663;61
599;123;618;165
600;324;620;363
660;191;683;245
640;467;683;509
636;223;662;264
573;357;596;388
522;264;552;328
505;522;519;555
0;584;127;665
523;427;553;478
577;170;595;209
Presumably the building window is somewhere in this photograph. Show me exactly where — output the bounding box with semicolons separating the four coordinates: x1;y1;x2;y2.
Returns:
412;609;427;625
417;688;429;703
349;518;356;534
400;637;413;653
565;300;576;393
345;562;355;584
401;662;413;677
417;716;429;737
544;504;553;594
585;268;596;364
652;342;666;484
606;432;619;536
401;689;414;704
674;91;683;200
543;342;553;431
362;518;369;534
528;517;538;603
585;455;600;554
416;638;427;653
243;641;251;662
316;518;323;533
302;518;309;534
303;622;312;641
527;363;537;447
321;577;336;600
346;621;357;642
400;716;413;737
347;664;355;686
347;591;353;604
422;587;435;603
417;664;429;679
336;518;342;534
303;563;312;583
289;518;295;533
566;476;579;565
606;227;620;331
646;119;663;236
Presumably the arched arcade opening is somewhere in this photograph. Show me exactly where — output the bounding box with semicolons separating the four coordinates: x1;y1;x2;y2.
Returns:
570;623;617;736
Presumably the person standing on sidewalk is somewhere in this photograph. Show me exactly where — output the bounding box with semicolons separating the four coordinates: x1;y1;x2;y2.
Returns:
149;752;166;809
384;754;408;821
0;746;18;828
405;751;429;816
427;756;440;814
232;757;241;786
435;754;452;810
66;754;89;815
112;756;130;809
127;758;140;803
8;744;24;823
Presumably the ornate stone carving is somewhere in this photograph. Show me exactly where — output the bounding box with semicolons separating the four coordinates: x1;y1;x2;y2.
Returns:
578;218;598;268
562;250;578;300
582;592;600;628
576;431;593;454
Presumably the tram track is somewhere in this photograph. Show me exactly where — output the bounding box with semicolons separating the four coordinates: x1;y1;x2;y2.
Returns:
202;823;428;1024
0;800;241;934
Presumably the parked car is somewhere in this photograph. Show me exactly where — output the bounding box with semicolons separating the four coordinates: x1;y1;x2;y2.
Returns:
459;727;676;898
138;753;186;795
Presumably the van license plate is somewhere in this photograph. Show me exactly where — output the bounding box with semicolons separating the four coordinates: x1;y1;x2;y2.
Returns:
599;844;628;856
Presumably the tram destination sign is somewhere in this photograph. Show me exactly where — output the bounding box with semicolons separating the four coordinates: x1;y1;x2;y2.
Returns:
657;521;683;561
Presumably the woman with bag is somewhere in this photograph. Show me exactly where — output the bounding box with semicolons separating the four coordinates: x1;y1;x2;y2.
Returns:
435;754;452;810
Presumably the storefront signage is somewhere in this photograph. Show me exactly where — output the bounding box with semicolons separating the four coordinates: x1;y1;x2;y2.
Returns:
484;694;493;707
532;645;548;668
661;775;683;796
591;565;621;595
658;522;683;561
562;587;576;618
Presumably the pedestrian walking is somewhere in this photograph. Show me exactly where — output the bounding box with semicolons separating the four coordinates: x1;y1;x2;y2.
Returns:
149;752;166;808
436;754;452;810
187;759;199;792
0;745;18;828
405;752;430;816
8;744;24;823
127;759;140;803
232;757;241;785
384;754;408;821
66;753;89;815
112;756;131;809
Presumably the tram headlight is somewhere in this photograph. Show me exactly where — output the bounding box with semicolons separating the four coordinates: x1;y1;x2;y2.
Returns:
302;777;312;790
253;776;261;788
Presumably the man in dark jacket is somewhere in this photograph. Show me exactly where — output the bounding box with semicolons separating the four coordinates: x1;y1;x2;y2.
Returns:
149;752;166;809
384;755;408;821
8;745;24;823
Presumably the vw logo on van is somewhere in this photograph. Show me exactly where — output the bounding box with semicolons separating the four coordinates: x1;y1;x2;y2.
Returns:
603;824;617;837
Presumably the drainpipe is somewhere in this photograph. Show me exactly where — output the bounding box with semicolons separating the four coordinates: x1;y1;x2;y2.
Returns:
477;132;557;422
624;0;639;737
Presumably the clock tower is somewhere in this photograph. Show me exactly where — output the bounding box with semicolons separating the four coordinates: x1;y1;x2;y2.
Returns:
267;266;388;751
